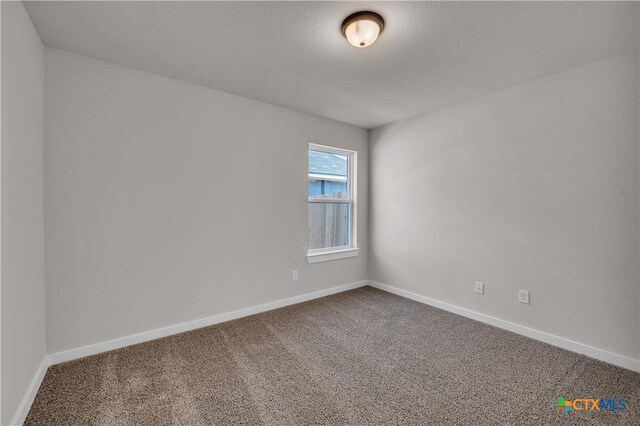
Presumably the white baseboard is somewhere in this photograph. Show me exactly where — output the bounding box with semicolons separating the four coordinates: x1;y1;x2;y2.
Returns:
48;280;368;365
10;356;49;426
368;280;640;373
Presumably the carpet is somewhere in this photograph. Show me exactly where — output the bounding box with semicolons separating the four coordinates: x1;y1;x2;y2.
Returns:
25;286;639;425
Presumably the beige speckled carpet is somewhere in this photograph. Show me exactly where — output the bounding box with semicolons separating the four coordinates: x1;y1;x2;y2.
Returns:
26;286;639;425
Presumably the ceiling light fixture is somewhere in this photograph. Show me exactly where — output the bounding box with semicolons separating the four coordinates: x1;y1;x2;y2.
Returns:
341;11;384;48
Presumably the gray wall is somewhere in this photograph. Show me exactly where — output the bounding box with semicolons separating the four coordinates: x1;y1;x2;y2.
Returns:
1;2;46;424
369;52;640;360
44;49;368;354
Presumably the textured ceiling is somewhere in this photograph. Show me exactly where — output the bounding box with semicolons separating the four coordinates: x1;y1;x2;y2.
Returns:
25;1;639;129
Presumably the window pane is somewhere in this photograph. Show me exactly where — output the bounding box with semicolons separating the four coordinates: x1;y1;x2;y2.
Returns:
308;150;348;199
308;202;349;250
308;180;348;200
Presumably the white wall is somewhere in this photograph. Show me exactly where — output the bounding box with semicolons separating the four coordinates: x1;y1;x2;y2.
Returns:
369;52;640;361
1;2;46;425
44;49;368;354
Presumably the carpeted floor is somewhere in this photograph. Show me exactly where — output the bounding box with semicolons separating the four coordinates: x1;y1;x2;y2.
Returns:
26;286;639;425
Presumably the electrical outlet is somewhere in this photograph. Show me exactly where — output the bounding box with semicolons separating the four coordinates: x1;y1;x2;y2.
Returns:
474;281;484;295
292;270;299;281
519;290;530;304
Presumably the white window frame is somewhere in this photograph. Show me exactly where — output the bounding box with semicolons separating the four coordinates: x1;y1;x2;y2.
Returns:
307;143;359;264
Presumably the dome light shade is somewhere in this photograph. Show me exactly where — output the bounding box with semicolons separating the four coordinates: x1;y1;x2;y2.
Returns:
341;11;385;48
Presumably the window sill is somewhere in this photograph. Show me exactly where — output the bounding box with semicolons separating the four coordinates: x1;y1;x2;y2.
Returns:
306;248;360;264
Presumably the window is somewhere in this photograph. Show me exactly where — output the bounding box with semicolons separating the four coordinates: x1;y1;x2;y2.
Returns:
307;144;359;263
